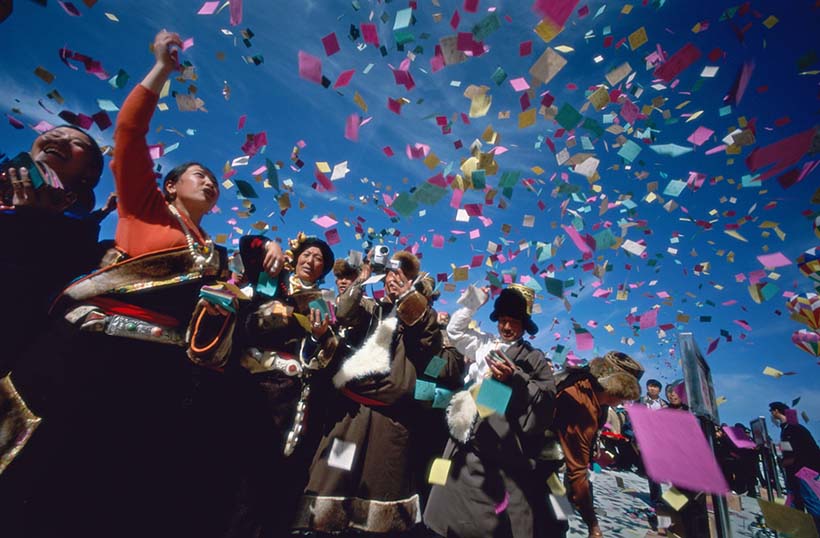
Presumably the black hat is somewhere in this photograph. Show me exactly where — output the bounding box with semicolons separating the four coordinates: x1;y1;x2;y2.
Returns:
489;284;538;335
286;233;335;280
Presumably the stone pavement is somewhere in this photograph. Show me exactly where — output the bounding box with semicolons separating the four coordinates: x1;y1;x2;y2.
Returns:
566;468;767;538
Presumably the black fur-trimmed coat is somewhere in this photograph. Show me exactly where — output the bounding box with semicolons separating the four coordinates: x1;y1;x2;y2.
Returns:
293;290;444;535
423;340;557;538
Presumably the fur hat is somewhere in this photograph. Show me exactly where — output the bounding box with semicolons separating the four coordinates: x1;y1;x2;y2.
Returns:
589;351;645;401
389;251;420;280
332;258;360;279
286;232;335;280
489;284;538;335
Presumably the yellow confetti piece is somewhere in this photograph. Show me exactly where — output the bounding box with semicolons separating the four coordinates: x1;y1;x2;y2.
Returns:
628;27;648;50
762;15;778;29
353;91;368;113
157;102;169;111
469;93;492;118
428;458;451;486
534;18;563;43
716;396;727;405
222;179;234;189
531;166;545;175
316;162;331;173
621;4;633;14
424;152;441;170
663;487;689;511
724;229;748;242
554;45;574;53
518;108;536;129
763;366;783;378
215;233;228;244
685;110;704;123
588;86;610;111
104;12;119;22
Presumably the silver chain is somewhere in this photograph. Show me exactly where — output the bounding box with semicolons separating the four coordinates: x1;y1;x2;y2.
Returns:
167;203;214;271
283;380;311;457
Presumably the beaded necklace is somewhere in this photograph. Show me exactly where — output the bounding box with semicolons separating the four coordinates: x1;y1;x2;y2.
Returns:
167;203;215;271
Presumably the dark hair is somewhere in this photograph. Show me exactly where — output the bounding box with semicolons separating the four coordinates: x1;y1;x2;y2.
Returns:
162;162;217;202
769;401;789;413
646;379;662;389
54;125;104;189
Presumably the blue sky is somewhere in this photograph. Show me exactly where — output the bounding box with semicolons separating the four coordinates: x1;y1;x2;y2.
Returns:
2;0;819;438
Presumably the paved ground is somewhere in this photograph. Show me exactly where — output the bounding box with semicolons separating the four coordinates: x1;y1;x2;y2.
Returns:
567;468;766;537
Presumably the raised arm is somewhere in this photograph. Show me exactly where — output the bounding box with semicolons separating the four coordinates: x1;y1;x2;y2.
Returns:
112;30;182;218
446;286;492;361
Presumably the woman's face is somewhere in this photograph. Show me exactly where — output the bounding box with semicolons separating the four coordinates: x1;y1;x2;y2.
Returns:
296;246;325;283
667;390;681;406
167;164;219;214
30;127;98;191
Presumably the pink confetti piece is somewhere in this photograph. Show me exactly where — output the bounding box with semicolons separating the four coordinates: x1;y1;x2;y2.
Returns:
333;69;355;89
229;0;242;26
314;168;335;192
237;114;247;130
181;37;195;51
387;98;402;114
312;215;338;229
509;77;530;92
297;50;322;84
654;43;702;82
345;113;360;142
463;0;479;13
361;23;379;46
519;41;532;56
321;32;340;56
450;10;460;30
32;120;55;133
687;126;714;146
532;0;578;27
757;252;792;268
432;234;445;248
7;114;24;129
197;1;219;15
324;228;341;246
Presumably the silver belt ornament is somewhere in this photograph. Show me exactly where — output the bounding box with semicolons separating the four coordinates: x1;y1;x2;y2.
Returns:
66;306;184;346
245;348;303;377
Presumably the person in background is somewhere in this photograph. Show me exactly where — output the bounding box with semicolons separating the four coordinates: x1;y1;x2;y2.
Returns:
665;383;688;410
553;351;645;538
770;401;820;527
641;378;668;531
641;378;668;410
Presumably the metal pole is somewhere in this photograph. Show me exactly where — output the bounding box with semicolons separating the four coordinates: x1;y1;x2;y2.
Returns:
760;444;775;502
699;417;732;538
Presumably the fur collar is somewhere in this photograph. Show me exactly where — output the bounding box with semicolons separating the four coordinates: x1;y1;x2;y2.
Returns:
446;389;478;444
332;316;397;388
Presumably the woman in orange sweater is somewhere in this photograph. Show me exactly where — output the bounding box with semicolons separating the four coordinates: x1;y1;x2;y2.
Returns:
0;30;281;538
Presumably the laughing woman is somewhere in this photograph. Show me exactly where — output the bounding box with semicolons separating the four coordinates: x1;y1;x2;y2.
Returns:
0;30;279;538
